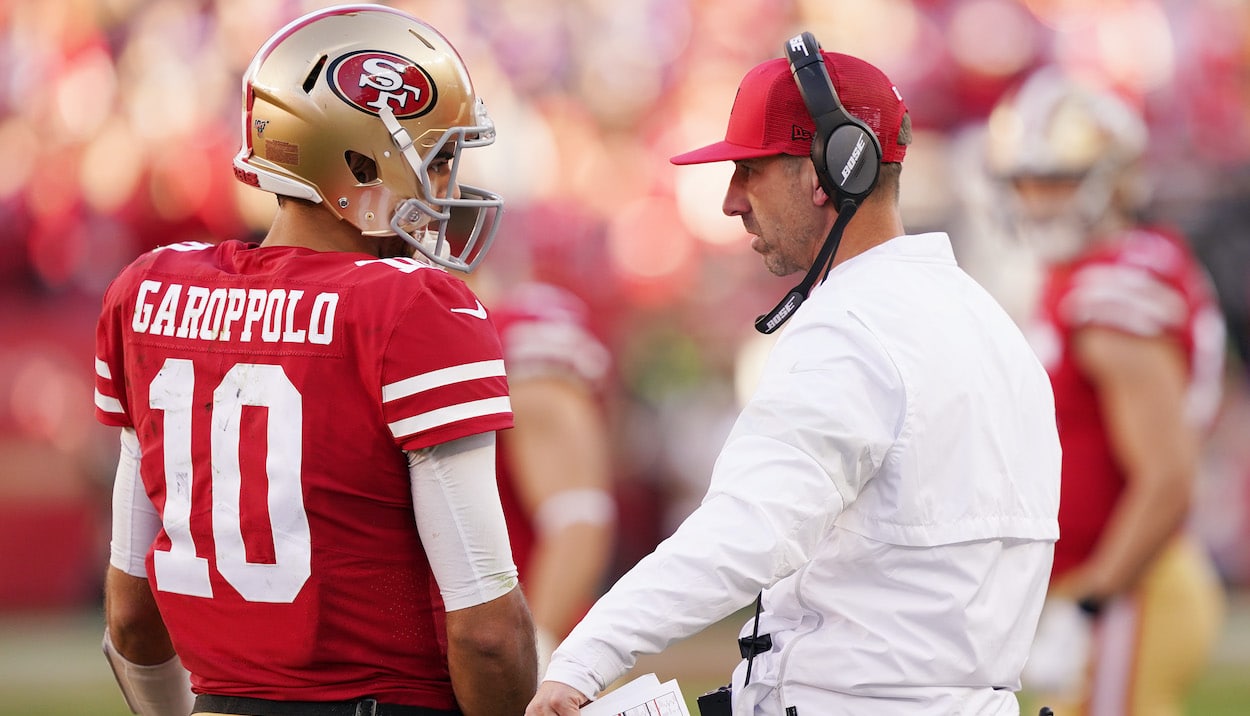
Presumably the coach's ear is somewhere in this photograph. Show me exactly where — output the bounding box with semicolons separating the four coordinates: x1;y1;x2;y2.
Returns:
811;166;833;208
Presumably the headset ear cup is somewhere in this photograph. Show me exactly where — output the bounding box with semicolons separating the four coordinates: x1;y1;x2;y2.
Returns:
825;124;880;201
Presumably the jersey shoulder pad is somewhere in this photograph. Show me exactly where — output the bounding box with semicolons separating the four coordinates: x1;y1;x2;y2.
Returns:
1084;227;1193;279
492;282;609;385
1061;229;1193;336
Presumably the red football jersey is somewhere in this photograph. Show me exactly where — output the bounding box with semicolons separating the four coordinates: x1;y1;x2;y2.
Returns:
489;283;609;577
1026;228;1225;581
94;240;513;707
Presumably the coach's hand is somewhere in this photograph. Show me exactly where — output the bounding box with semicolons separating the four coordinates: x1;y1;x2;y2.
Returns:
526;680;589;716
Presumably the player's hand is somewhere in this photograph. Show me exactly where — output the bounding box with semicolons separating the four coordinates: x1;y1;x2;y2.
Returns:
525;680;589;716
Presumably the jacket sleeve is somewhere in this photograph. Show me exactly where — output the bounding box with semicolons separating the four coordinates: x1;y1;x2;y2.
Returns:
543;318;904;697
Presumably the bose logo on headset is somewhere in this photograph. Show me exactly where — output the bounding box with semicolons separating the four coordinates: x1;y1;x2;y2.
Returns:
841;134;867;184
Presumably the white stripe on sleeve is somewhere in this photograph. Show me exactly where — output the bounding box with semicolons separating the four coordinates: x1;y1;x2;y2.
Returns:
96;390;125;415
382;360;506;402
1061;264;1187;336
388;396;512;440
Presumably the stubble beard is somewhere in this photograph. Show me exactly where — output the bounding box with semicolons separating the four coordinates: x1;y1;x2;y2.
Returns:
763;251;800;278
757;232;809;277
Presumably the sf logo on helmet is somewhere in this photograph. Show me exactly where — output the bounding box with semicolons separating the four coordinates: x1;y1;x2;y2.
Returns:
328;51;437;118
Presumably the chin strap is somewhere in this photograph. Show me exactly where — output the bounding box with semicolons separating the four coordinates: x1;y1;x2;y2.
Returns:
378;106;425;178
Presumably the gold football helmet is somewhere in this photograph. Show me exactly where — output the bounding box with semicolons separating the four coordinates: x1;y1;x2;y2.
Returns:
985;67;1148;261
233;4;502;272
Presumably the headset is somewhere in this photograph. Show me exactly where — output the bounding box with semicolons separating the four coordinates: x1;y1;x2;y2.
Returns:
754;31;884;334
788;31;882;206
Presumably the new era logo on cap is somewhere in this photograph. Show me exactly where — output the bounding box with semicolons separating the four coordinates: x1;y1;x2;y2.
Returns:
791;125;814;142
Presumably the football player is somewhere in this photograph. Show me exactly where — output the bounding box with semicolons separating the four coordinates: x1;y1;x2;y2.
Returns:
94;6;535;715
486;281;616;675
988;67;1227;716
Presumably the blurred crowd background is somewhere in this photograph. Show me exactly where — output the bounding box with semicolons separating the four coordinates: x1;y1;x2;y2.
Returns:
1;0;1249;614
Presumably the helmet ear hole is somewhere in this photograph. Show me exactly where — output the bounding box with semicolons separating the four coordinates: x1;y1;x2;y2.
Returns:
345;151;378;184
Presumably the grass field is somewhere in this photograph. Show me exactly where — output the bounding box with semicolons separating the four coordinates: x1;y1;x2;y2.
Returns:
2;593;1247;716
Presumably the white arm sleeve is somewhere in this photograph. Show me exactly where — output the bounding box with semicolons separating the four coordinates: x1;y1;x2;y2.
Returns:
102;627;191;709
408;432;519;611
533;488;616;535
103;629;194;716
110;427;161;578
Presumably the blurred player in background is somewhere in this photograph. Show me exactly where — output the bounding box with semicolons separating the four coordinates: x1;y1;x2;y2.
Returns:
987;67;1227;716
93;6;535;715
483;280;616;675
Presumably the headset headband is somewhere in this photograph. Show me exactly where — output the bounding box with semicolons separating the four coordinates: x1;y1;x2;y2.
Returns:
783;32;882;207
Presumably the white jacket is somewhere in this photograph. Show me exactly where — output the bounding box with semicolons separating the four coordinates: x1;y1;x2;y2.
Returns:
545;233;1060;715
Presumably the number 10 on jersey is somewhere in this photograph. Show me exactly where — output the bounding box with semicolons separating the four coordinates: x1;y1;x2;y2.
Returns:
149;357;312;604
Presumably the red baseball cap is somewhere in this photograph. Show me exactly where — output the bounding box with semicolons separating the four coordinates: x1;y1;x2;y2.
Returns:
671;51;908;165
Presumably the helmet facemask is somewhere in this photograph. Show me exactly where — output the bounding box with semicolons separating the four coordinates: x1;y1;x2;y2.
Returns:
985;67;1147;263
380;99;503;272
1002;161;1125;263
